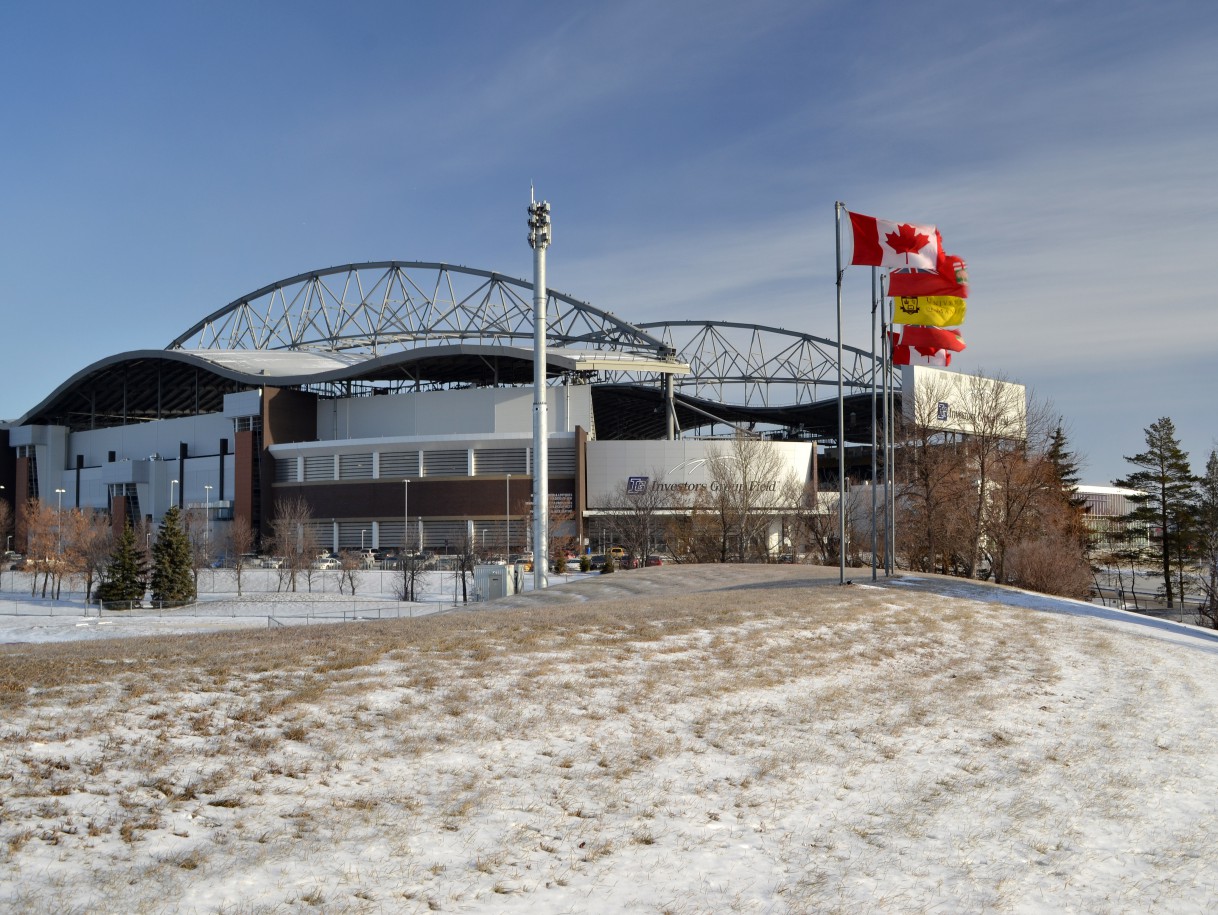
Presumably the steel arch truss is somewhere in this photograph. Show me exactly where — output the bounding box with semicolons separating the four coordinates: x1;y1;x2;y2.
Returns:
614;321;883;408
169;261;671;359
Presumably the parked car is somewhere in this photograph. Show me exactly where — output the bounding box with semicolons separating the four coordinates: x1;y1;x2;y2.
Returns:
644;555;663;567
588;554;607;570
311;557;340;570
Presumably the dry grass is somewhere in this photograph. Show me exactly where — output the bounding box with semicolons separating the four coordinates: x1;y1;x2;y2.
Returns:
0;565;1209;913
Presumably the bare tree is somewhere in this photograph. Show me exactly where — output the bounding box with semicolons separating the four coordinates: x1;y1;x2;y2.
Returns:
224;515;257;597
337;549;362;595
599;468;673;566
396;553;424;602
0;499;11;556
181;508;211;593
267;496;319;593
454;528;478;602
23;499;58;598
62;509;114;603
703;436;799;563
790;482;837;565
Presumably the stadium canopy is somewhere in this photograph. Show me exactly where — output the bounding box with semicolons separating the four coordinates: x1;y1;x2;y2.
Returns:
18;261;886;438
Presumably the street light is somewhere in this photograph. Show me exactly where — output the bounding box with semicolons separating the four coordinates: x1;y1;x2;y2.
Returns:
171;479;178;509
55;488;66;553
505;473;511;559
361;528;368;551
402;480;410;601
204;484;213;553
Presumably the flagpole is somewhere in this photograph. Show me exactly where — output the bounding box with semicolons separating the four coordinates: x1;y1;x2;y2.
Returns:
870;266;878;582
834;201;846;585
886;282;897;574
881;274;891;576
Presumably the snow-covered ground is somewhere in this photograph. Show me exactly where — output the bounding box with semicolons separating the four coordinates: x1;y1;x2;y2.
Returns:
2;565;1217;913
0;567;587;644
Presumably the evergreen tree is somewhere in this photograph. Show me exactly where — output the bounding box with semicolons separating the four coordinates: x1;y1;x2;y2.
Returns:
1045;421;1089;544
150;505;197;605
1047;423;1085;496
95;523;147;606
1115;417;1198;608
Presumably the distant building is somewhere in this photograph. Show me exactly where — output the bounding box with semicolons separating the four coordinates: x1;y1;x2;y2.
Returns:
1076;484;1146;554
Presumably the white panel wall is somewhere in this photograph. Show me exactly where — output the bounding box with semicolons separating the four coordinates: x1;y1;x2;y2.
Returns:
65;413;233;468
316;385;593;441
585;439;813;509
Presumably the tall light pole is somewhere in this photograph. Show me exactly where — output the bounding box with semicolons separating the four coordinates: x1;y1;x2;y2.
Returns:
361;529;367;551
171;479;178;510
204;484;213;555
402;479;411;601
527;190;551;591
505;473;511;560
55;488;66;554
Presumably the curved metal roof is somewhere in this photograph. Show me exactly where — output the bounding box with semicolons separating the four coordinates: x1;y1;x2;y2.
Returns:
18;261;887;435
169;261;674;359
17;345;688;430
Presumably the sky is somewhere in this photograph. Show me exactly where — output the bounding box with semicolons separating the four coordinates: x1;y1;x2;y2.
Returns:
1;0;1214;485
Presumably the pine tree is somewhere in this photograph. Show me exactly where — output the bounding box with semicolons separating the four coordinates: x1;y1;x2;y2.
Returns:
1046;422;1089;539
150;505;197;605
1115;417;1198;608
1047;423;1084;491
95;523;147;606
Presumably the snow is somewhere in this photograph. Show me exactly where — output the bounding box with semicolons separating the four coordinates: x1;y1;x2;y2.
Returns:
2;565;1217;913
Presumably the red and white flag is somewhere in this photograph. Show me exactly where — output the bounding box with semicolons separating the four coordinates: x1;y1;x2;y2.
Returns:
888;248;969;298
890;333;953;367
897;325;966;353
848;211;939;269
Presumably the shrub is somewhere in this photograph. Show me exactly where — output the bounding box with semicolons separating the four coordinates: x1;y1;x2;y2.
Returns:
1005;536;1093;600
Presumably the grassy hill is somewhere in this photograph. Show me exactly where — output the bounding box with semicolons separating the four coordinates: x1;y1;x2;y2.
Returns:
2;565;1217;913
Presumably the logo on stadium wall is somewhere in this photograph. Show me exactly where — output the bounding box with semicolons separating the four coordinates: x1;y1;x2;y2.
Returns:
937;402;950;422
626;476;649;494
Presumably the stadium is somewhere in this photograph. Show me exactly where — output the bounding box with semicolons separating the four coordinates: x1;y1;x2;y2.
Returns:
1;261;910;559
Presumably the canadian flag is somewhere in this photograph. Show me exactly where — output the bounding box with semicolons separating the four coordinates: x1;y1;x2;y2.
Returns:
888;235;969;298
897;325;966;353
848;211;940;270
889;332;953;367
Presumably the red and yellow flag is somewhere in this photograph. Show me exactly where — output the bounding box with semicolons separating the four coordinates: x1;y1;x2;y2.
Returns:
891;295;967;327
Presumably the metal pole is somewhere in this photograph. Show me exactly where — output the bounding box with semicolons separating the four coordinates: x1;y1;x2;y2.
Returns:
409;480;414;601
528;190;551;591
55;488;65;554
887;289;897;573
834;202;846;585
870;268;878;581
506;473;511;559
204;484;213;557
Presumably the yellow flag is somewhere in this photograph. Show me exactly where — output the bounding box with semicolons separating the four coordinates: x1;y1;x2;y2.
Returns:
891;295;967;327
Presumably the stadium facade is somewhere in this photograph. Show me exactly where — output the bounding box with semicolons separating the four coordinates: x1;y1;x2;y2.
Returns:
1;261;907;558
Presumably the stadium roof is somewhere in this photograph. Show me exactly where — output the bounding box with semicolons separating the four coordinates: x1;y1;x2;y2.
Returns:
17;261;886;438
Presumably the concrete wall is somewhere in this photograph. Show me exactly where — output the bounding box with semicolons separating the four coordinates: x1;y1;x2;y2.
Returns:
585;439;814;509
316;384;593;441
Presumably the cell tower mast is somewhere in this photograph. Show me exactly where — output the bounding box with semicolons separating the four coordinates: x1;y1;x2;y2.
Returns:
528;189;552;591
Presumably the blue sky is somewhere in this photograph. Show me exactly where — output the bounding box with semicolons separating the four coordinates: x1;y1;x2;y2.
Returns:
1;0;1214;484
